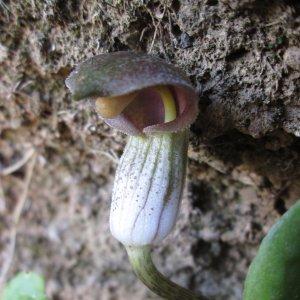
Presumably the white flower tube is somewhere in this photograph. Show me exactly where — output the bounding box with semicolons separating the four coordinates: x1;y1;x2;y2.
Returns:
110;130;188;246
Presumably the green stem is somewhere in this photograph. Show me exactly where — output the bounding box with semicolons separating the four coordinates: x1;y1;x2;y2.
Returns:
126;246;208;300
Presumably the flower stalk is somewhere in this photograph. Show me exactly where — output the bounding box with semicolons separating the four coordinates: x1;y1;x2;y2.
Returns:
126;246;206;300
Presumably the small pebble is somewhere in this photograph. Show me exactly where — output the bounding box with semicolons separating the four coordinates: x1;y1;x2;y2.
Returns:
284;47;300;71
179;33;194;49
0;43;8;63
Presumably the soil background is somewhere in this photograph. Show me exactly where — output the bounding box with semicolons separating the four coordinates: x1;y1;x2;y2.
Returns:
0;0;299;299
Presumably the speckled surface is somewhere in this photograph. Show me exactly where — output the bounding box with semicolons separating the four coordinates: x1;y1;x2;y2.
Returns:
0;1;299;299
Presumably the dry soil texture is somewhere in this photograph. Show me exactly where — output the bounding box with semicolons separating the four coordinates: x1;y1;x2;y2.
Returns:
0;0;299;299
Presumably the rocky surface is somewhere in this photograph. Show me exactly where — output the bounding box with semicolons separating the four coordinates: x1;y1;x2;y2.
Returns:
0;1;299;299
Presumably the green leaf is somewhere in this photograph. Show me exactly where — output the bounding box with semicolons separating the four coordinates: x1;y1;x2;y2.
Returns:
1;272;47;300
243;200;300;300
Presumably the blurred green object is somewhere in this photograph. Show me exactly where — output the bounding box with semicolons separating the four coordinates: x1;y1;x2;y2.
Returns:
1;272;47;300
243;200;300;300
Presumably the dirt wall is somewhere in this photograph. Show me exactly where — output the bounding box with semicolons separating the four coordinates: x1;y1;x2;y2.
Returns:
0;1;299;299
